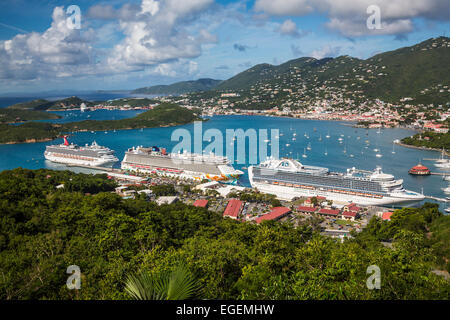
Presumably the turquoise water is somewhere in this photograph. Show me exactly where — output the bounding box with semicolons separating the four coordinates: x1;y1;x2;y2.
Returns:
0;114;448;210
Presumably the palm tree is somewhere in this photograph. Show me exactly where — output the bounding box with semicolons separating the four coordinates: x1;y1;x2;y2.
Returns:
125;263;200;300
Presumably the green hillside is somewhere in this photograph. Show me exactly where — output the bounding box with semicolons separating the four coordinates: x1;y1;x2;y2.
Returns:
0;109;60;123
0;103;201;144
8;96;94;111
214;37;450;105
133;78;222;95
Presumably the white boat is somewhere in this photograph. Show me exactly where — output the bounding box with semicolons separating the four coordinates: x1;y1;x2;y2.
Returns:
442;186;450;195
306;143;312;151
376;154;383;158
302;148;307;158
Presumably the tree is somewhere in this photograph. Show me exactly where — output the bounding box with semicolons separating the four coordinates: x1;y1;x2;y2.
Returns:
124;263;199;300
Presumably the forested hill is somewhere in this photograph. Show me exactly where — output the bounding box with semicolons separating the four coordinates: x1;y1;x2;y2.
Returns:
215;37;450;104
132;78;222;95
7;96;94;111
0;168;448;299
0;103;201;144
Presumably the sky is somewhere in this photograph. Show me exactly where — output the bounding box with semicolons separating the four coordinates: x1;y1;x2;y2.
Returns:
0;0;449;94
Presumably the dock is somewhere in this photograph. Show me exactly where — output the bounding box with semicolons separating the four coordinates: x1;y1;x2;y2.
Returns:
424;195;449;202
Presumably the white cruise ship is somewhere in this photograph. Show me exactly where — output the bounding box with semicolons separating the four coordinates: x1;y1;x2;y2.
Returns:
44;136;119;167
248;158;425;205
121;146;243;183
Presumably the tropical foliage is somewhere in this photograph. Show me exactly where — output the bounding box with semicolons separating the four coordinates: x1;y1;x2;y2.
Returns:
0;169;448;300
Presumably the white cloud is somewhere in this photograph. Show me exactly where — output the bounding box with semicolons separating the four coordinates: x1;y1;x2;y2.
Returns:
105;0;215;72
254;0;314;16
310;45;341;59
255;0;450;37
275;19;307;38
0;6;96;80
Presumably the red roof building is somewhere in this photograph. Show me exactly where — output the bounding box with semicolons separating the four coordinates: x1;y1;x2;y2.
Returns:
223;199;243;219
297;206;318;214
342;211;358;221
318;208;340;216
382;212;394;221
193;199;208;208
256;207;291;224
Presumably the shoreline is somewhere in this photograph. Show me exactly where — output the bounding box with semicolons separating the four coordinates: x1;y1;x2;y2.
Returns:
395;141;449;156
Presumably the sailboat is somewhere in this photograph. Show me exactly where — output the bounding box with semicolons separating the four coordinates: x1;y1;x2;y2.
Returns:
306;142;312;151
376;127;381;134
326;131;330;139
318;134;322;141
302;148;307;158
324;147;328;156
391;142;396;154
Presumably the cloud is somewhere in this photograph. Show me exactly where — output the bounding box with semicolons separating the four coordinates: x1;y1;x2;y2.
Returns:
291;44;303;56
310;45;341;59
275;19;308;38
0;6;96;80
254;0;314;16
105;0;216;73
233;43;250;52
254;0;450;37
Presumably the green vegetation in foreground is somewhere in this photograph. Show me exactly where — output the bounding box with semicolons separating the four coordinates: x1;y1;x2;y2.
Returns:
0;108;60;124
0;168;448;300
402;131;450;150
0;103;200;144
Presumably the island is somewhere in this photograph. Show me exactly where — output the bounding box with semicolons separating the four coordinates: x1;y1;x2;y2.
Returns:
0;103;201;144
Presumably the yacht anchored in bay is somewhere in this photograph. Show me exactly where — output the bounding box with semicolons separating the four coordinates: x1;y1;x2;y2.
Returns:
44;136;119;167
248;158;425;205
121;146;244;183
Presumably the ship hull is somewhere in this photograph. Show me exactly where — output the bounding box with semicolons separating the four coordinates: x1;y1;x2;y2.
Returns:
248;166;424;206
44;153;118;167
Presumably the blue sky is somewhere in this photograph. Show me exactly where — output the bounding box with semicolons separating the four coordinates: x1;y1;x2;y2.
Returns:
0;0;448;94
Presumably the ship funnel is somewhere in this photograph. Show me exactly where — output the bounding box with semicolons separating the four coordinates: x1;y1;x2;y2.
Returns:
63;136;69;146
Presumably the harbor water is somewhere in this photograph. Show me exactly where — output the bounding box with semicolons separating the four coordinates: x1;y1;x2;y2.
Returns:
0;112;448;211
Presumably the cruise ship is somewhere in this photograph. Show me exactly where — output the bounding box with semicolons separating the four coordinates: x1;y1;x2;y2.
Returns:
44;136;119;167
248;158;425;205
121;146;244;183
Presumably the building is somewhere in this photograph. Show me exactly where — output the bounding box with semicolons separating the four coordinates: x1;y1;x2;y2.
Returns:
156;196;178;205
297;206;318;215
223;199;243;219
381;212;394;221
255;207;291;224
341;211;358;221
193;199;209;208
318;208;340;217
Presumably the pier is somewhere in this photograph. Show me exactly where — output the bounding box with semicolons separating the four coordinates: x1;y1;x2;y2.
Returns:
424;195;449;202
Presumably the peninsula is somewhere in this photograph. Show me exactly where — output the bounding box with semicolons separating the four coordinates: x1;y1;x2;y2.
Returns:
0;103;201;144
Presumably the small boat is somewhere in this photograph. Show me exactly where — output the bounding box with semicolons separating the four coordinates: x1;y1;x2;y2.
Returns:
318;135;322;141
306;143;312;151
302;148;307;158
375;154;382;158
285;143;290;147
442;186;450;195
326;132;330;139
445;208;450;213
